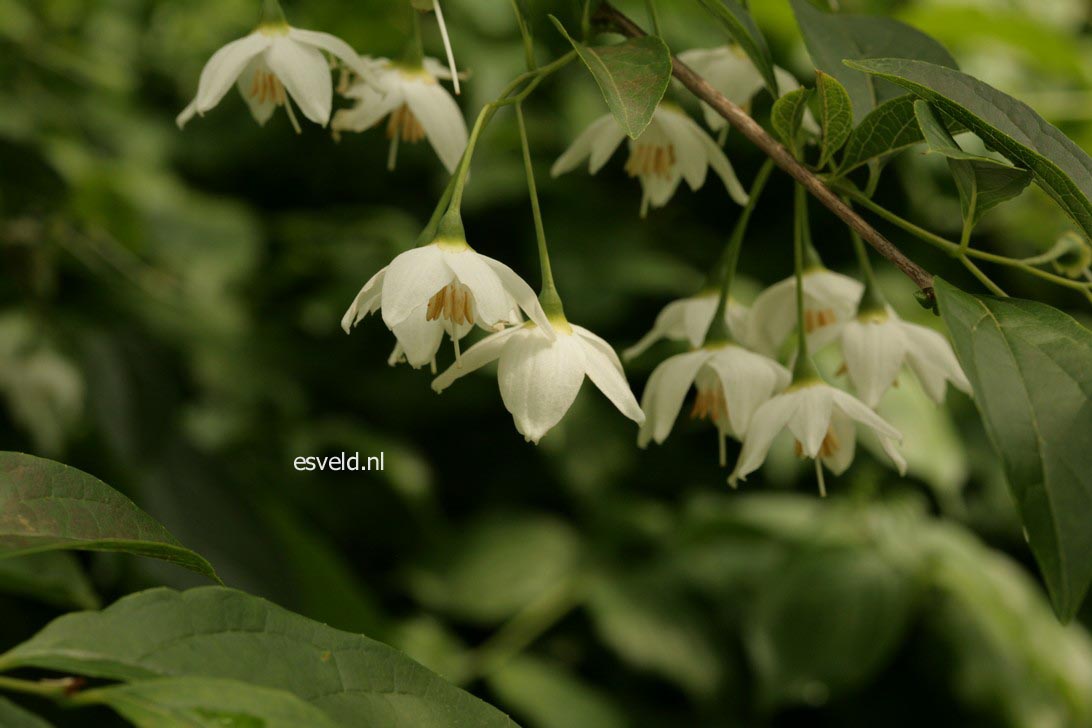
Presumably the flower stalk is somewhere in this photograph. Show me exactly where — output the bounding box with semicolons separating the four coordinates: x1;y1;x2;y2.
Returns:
515;102;564;319
793;184;820;382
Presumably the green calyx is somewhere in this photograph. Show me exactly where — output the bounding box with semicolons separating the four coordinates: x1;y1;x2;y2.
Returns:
433;210;469;251
539;286;566;321
258;0;288;29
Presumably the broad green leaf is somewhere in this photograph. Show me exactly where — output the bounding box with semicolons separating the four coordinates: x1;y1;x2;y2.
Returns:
0;697;53;728
838;95;927;175
771;88;812;160
409;513;579;624
0;452;218;582
747;547;914;707
847;59;1092;240
0;586;516;727
935;278;1092;620
488;656;625;728
816;71;853;169
0;552;98;610
914;101;1033;225
76;677;340;728
789;0;956;123
694;0;778;96
550;18;670;139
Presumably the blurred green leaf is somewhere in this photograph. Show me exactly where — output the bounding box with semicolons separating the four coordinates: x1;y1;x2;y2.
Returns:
747;547;916;708
410;513;580;624
694;0;778;96
0;587;517;727
0;697;52;728
0;452;219;582
77;677;340;728
0;552;98;610
790;0;956;122
550;18;671;139
848;58;1092;240
936;279;1092;621
488;655;625;728
771;88;812;159
816;71;853;169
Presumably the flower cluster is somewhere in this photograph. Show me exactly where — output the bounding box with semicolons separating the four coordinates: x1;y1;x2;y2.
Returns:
176;4;972;493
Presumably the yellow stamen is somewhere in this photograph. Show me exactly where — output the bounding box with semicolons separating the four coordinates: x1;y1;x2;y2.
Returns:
794;427;840;459
426;282;475;325
803;307;836;333
386;104;426;144
625;143;676;179
689;383;728;423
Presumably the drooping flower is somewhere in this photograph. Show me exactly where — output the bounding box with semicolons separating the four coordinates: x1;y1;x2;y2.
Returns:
432;318;644;444
841;306;972;407
177;11;370;132
677;46;815;134
551;103;748;216
729;381;906;488
637;343;789;464
341;214;552;370
746;269;863;356
623;292;749;360
332;57;468;173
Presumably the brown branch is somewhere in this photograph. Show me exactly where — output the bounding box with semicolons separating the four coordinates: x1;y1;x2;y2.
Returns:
594;2;936;299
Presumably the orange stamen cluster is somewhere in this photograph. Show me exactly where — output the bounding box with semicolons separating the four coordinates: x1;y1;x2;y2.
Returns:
426;282;475;325
795;427;839;459
386;104;426;143
803;307;836;333
689;383;727;423
625;144;676;179
249;70;286;106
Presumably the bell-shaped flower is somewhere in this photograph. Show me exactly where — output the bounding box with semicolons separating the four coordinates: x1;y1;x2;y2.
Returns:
677;46;815;134
730;381;905;487
841;306;972;407
341;215;552;370
637;343;790;463
432;319;644;444
177;14;371;132
746;269;863;356
623;292;749;360
332;57;468;172
551;103;747;216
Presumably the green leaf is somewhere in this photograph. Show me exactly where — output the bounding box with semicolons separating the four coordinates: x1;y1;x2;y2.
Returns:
694;0;778;96
790;0;956;123
816;71;853;169
0;586;516;727
771;88;812;160
77;677;341;728
935;278;1092;621
0;452;218;582
838;95;928;175
488;656;625;728
914;100;1033;225
747;547;914;707
0;697;53;728
0;552;98;610
550;18;670;139
409;513;579;624
847;59;1092;241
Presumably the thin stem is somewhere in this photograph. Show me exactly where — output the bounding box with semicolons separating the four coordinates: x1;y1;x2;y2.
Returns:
962;257;1008;296
516;102;563;316
404;4;425;67
704;159;774;343
432;0;460;94
645;0;663;36
0;675;80;703
259;0;287;26
508;0;536;70
958;198;975;256
593;2;937;300
793;184;819;381
843;198;887;312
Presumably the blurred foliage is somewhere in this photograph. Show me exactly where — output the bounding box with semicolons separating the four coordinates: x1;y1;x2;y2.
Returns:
2;0;1092;726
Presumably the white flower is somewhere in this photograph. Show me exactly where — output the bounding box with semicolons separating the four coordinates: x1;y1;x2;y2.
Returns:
623;292;749;360
332;58;468;173
746;269;863;356
730;381;906;486
177;20;370;132
551;103;748;216
341;224;552;370
841;306;972;407
677;46;815;134
432;319;645;444
637;343;789;463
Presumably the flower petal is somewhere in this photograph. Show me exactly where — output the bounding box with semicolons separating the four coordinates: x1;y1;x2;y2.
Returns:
841;316;907;407
341;267;387;333
731;391;797;483
498;331;585;443
403;80;468;173
480;257;554;337
332;83;402;134
746;276;798;356
785;385;834;458
704;345;790;436
656;108;708;191
288;27;371;77
235;57;278;126
265;36;332;125
391;312;448;369
381;244;451;327
431;325;522;391
681;294;720;348
830;387;902;441
190;32;272;116
573;326;644;424
900;320;972;401
551;114;622;177
441;249;514;326
820;410;857;476
639;350;710;445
